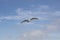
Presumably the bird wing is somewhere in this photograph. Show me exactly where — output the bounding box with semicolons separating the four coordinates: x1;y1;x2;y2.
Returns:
21;20;30;23
30;18;39;20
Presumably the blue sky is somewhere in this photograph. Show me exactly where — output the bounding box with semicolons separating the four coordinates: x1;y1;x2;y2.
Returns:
0;0;60;40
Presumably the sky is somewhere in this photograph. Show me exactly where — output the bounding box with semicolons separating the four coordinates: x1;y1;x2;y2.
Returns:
0;0;60;40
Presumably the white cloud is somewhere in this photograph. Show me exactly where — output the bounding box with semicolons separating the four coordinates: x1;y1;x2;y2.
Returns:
16;8;32;17
46;25;58;32
0;16;21;20
28;30;45;37
53;11;60;16
0;5;49;22
0;4;60;40
17;29;60;40
0;5;60;31
39;5;49;10
15;5;50;21
19;30;46;40
15;5;60;33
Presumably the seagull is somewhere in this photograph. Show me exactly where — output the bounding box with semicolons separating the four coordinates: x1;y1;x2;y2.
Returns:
21;19;30;23
21;17;39;23
30;17;39;21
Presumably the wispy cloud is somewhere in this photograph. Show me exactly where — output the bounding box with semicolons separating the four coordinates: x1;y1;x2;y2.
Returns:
0;5;60;32
0;5;50;22
17;29;60;40
1;5;60;40
18;30;46;40
46;25;58;32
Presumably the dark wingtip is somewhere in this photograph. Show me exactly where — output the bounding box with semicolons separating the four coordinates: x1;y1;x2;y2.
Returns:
30;18;39;20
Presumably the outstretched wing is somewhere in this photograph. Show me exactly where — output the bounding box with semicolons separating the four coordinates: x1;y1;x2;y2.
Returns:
21;20;30;23
30;18;39;21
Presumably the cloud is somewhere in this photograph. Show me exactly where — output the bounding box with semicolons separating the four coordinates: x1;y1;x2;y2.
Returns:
16;5;50;16
15;5;50;21
15;5;60;33
0;5;50;22
18;30;46;40
46;25;58;32
0;5;60;21
0;5;60;30
53;11;60;16
16;29;60;40
0;5;60;32
24;30;44;37
16;8;33;17
0;16;21;20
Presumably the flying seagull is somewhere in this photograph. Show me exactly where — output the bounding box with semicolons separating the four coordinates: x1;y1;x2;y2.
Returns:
21;17;39;23
21;19;30;23
30;17;39;21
